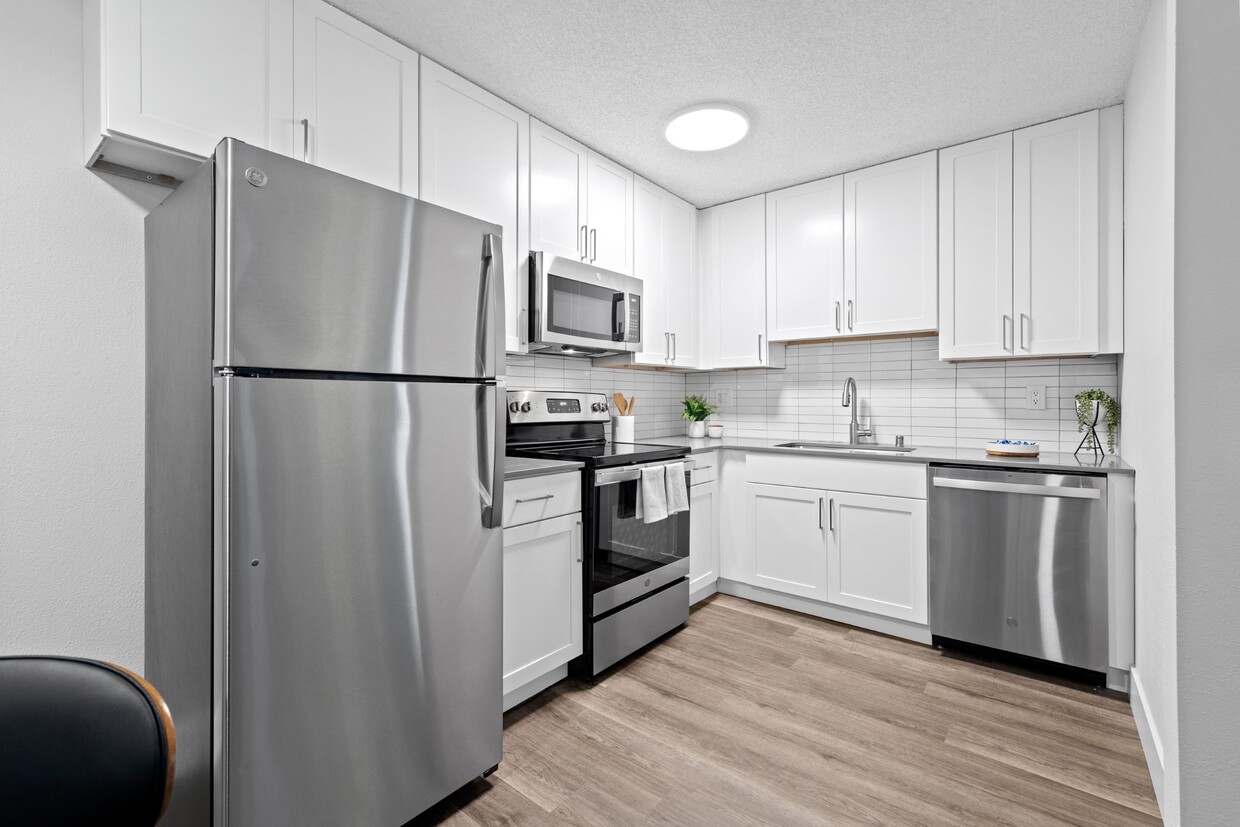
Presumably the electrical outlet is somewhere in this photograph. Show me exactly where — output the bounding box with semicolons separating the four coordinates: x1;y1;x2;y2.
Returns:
715;389;735;408
1026;385;1046;410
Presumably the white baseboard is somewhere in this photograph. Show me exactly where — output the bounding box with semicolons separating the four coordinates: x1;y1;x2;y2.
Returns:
1130;667;1166;819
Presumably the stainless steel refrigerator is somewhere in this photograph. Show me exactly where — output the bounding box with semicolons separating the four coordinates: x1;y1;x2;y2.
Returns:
145;139;505;826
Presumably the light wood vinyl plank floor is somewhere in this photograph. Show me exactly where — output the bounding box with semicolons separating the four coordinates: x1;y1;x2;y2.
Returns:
412;594;1159;826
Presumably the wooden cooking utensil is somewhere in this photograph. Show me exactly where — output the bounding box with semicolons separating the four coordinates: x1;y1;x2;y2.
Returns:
613;392;627;415
627;396;636;415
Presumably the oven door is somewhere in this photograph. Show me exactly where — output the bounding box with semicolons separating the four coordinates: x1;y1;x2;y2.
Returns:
590;461;690;616
532;252;642;352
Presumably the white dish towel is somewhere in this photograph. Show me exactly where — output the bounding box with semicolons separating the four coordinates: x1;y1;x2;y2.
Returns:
664;462;689;516
636;464;668;524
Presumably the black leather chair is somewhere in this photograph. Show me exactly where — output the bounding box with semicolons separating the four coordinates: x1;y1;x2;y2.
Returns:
0;656;175;826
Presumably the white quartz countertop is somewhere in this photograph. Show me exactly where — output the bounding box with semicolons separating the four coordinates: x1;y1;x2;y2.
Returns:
504;456;583;480
635;435;1135;475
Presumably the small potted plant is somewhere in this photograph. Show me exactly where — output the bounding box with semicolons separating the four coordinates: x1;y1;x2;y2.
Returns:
1075;389;1120;455
682;395;718;439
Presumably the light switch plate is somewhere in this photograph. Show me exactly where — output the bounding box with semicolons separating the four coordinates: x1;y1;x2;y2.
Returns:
1026;385;1046;410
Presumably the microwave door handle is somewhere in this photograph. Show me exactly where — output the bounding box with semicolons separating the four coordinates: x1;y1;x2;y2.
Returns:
613;293;626;342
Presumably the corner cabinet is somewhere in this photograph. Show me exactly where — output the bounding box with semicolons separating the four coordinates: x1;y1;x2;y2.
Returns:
529;120;634;276
419;58;529;354
699;195;785;369
84;0;294;182
843;151;939;337
502;472;582;711
939;107;1123;360
292;0;418;195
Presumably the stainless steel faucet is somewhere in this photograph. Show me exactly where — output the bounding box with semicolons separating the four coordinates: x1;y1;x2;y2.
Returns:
841;377;873;445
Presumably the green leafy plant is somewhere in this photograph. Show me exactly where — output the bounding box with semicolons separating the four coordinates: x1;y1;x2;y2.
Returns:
1075;389;1120;453
682;395;718;422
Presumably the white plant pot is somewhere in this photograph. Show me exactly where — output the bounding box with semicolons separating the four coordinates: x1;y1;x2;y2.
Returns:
687;420;706;438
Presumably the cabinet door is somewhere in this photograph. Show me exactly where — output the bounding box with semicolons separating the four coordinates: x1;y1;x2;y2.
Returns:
585;151;634;275
710;195;771;368
663;193;699;367
502;514;583;695
747;483;828;600
419;58;530;354
1013;111;1100;356
843;151;938;336
292;0;418;194
530;119;588;263
689;481;719;600
89;0;293;173
766;176;845;341
826;492;927;624
939;134;1014;360
633;177;669;360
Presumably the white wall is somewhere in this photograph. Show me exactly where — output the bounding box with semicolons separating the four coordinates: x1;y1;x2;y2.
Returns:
0;0;165;672
1172;2;1240;823
1121;0;1180;819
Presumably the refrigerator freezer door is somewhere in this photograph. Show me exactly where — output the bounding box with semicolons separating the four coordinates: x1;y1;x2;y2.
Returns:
214;139;504;379
220;376;502;824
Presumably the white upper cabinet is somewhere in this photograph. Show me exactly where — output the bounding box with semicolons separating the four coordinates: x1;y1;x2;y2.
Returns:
529;119;589;263
700;195;784;369
940;107;1122;360
529;120;634;275
292;0;418;195
419;58;529;354
843;151;939;337
585;153;635;275
938;133;1014;359
623;177;698;367
84;0;294;182
1013;110;1099;356
766;176;846;341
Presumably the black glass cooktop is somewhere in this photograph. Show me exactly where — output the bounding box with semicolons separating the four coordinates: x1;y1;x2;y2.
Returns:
510;441;687;468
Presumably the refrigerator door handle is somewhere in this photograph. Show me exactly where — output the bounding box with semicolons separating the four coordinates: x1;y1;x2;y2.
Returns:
478;234;504;378
482;383;505;529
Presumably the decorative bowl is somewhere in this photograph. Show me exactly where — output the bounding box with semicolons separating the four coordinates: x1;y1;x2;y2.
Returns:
986;439;1040;457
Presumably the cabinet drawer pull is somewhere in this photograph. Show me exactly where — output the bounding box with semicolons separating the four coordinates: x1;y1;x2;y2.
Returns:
694;465;714;471
515;493;555;504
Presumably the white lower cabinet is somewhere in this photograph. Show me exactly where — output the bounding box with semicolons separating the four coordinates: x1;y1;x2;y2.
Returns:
826;491;927;624
689;477;719;602
502;510;582;709
747;483;829;601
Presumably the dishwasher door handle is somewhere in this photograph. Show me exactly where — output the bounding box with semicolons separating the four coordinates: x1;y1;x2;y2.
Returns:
932;477;1101;499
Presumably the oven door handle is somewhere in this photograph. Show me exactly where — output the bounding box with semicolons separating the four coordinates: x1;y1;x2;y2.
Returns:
594;459;692;487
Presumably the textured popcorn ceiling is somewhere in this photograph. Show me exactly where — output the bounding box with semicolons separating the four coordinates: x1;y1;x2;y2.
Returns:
334;0;1152;207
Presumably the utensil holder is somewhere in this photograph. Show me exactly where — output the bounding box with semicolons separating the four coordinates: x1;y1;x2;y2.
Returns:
613;415;634;443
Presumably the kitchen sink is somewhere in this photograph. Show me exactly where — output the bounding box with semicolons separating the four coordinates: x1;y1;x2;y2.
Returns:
774;441;916;454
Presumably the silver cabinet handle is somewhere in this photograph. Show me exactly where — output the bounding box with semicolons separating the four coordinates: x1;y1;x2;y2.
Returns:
589;228;597;262
515;493;555;504
758;333;763;363
665;332;671;363
932;477;1101;499
672;332;677;362
847;300;854;331
818;497;825;529
694;465;714;471
829;497;835;531
579;225;588;261
1019;314;1031;351
576;519;583;561
835;302;842;333
301;118;310;162
1003;315;1014;352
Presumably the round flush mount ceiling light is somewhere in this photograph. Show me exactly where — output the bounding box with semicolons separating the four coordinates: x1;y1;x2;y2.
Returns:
665;104;749;151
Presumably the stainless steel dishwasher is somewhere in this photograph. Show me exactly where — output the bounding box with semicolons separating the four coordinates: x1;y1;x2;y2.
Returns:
928;466;1108;675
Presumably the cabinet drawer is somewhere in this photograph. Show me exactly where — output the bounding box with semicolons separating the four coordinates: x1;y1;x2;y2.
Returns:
690;453;719;485
503;472;581;527
747;453;926;499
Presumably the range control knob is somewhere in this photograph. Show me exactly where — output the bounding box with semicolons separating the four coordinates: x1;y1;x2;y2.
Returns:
508;401;520;414
591;402;602;412
520;402;532;413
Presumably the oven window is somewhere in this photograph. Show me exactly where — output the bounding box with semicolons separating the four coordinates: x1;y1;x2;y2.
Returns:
547;275;620;341
592;476;689;593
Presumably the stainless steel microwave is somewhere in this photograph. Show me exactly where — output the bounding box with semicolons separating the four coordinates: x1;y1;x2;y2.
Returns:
528;251;641;356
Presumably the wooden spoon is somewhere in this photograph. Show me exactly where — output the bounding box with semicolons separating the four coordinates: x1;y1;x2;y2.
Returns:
627;396;636;415
613;392;627;416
